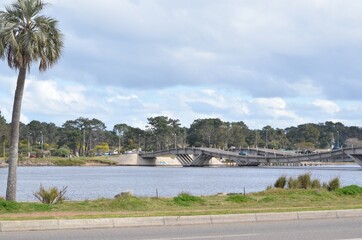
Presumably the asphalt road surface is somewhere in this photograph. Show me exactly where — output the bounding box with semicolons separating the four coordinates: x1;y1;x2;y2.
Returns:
1;217;362;240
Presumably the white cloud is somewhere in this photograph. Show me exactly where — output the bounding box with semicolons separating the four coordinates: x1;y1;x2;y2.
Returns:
1;0;362;129
287;78;323;97
22;77;94;116
313;99;340;114
252;97;299;120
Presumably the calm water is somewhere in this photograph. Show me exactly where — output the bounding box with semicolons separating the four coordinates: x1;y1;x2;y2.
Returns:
0;165;361;201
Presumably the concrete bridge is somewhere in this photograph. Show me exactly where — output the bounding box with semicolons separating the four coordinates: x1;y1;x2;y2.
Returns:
139;147;362;167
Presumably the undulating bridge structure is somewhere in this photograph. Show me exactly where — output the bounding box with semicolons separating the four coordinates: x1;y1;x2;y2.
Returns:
139;147;362;167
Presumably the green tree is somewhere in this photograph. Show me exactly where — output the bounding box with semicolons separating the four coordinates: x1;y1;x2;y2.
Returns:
0;111;9;157
188;118;223;147
94;142;110;154
0;0;63;201
146;116;182;150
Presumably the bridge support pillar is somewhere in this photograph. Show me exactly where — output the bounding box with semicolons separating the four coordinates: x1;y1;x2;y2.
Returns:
347;154;362;167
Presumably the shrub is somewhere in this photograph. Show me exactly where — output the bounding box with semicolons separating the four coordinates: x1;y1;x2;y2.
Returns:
33;185;67;204
173;192;205;206
274;176;287;188
226;194;252;203
287;177;300;189
311;179;321;189
337;185;362;195
297;173;312;189
327;177;340;191
52;147;70;157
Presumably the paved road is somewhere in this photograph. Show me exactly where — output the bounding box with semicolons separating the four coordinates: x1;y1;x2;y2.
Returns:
1;217;362;240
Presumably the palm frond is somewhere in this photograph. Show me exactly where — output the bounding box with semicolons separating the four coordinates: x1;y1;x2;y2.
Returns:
0;0;63;71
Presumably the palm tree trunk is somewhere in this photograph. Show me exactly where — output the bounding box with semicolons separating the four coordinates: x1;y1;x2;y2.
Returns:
6;67;27;201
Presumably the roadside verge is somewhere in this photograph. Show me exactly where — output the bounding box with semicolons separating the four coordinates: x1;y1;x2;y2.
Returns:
1;209;362;232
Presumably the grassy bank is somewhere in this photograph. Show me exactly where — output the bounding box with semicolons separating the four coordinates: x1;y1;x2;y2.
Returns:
1;186;362;221
16;156;118;166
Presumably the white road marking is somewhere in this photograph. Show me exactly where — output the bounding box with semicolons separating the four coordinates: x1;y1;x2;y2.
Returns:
145;234;257;240
338;239;362;240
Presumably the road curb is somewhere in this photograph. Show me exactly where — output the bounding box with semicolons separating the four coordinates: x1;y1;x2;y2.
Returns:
0;209;361;232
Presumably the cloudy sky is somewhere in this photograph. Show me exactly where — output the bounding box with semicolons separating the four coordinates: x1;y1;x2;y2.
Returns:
1;0;362;130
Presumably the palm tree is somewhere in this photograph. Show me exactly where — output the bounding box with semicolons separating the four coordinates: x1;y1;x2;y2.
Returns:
0;0;63;201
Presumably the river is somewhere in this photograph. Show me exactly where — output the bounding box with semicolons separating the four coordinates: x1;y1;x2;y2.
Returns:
0;165;361;201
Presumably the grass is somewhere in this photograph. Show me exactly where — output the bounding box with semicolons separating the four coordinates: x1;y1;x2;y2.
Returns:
0;187;361;221
18;156;118;166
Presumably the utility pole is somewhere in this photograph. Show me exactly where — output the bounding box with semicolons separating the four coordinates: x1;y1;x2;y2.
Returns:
138;134;141;152
174;133;177;149
118;135;121;154
83;129;86;157
40;131;44;158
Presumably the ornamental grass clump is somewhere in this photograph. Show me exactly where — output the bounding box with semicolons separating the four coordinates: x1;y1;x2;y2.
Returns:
287;177;300;189
33;185;67;204
280;174;338;191
311;179;322;189
327;177;340;191
274;176;287;188
297;173;312;189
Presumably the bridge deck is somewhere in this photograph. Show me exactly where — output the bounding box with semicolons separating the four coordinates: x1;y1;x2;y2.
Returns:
139;147;362;167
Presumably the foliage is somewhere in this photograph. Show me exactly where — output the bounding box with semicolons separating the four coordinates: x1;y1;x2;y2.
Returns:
4;113;362;155
0;199;20;211
33;185;67;204
1;0;64;201
52;147;70;157
94;142;110;154
297;173;312;189
311;179;322;189
53;159;85;166
1;187;362;219
336;185;362;195
274;176;287;188
110;195;147;210
327;177;340;191
226;194;252;203
287;177;300;189
173;192;205;206
287;173;335;189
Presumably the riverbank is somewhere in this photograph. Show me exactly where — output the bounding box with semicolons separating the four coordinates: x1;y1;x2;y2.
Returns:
1;187;362;221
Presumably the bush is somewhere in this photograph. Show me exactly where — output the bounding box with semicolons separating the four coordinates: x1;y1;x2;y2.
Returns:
337;185;362;195
173;192;205;206
226;194;252;203
274;176;287;188
287;177;300;189
33;185;67;204
52;147;70;157
311;179;321;189
327;177;340;191
298;173;312;189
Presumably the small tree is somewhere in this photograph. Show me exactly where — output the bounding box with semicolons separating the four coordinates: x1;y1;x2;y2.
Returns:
94;142;110;154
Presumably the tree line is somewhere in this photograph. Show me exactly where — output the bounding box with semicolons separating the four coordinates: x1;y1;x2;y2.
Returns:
0;112;361;157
